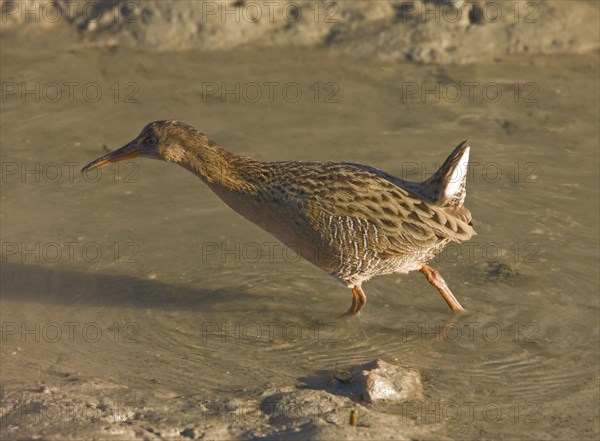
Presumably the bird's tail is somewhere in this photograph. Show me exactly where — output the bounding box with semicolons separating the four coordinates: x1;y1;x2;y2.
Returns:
422;140;470;209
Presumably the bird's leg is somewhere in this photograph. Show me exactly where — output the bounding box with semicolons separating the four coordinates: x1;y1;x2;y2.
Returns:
420;264;465;313
342;286;367;317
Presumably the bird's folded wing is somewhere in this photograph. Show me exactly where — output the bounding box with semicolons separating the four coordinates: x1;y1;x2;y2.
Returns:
303;173;473;260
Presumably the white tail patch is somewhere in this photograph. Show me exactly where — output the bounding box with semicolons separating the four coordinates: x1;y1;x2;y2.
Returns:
444;146;469;200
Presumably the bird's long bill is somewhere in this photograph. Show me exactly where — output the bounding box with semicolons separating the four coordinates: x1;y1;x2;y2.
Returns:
81;142;142;172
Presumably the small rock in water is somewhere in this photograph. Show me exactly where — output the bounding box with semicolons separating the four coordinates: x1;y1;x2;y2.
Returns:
332;359;422;404
487;262;521;280
358;360;422;403
334;369;352;384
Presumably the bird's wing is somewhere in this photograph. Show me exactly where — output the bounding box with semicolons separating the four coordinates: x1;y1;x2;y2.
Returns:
302;164;474;260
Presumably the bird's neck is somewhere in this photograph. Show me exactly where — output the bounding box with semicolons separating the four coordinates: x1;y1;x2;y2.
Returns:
177;143;260;195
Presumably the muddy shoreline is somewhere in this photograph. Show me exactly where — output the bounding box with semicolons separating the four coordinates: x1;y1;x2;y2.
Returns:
2;1;599;63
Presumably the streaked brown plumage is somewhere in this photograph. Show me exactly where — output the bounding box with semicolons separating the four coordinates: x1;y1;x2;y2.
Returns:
83;120;476;315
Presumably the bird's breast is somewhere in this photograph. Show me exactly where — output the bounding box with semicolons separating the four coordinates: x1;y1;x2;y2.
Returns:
206;182;327;267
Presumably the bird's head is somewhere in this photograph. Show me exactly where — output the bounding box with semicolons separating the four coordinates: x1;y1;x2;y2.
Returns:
82;120;201;172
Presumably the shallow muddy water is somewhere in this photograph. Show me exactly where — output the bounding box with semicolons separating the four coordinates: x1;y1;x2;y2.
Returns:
1;30;599;440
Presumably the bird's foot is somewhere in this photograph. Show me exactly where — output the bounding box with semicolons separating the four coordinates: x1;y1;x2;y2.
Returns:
341;286;366;317
420;264;465;313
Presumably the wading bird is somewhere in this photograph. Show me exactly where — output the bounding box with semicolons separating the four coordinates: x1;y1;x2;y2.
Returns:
83;121;475;316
